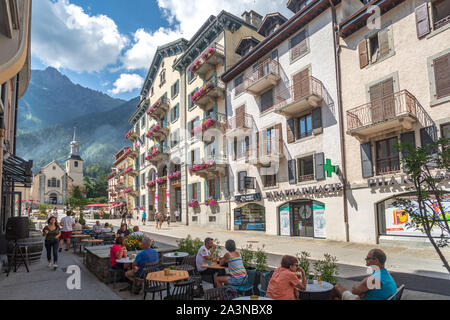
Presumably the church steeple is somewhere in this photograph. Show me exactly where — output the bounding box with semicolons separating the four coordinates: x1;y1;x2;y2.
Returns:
68;126;82;160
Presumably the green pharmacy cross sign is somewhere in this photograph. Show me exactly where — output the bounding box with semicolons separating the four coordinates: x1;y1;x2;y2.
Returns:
323;158;339;178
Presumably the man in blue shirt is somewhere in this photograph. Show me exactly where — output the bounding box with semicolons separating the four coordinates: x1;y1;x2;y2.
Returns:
125;237;158;283
331;249;397;300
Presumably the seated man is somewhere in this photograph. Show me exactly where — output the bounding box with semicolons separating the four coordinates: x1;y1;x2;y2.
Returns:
93;221;102;234
125;237;158;284
131;226;143;237
73;218;82;232
195;237;225;282
116;223;130;238
331;249;397;300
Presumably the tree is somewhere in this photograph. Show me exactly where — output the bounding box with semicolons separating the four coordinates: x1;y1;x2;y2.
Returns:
66;186;88;225
394;137;450;273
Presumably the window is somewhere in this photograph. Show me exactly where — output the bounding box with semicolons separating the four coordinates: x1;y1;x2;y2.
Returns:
238;171;247;191
57;180;60;188
265;127;276;155
297;156;314;182
170;129;180;148
188;68;196;83
53;166;56;170
433;53;450;99
173;80;180;98
192;183;198;200
358;28;392;68
298;114;312;139
375;137;400;175
171;104;179;122
262;174;277;188
234;75;244;96
237;136;250;159
441;123;450;150
151;87;154;97
141;173;145;185
51;178;57;187
141;116;146;128
432;0;450;30
207;179;215;198
48;180;51;187
192;216;198;222
260;89;273;112
159;70;166;87
141;195;146;208
188;90;197;110
74;161;78;168
209;216;216;222
290;29;307;61
141;154;145;166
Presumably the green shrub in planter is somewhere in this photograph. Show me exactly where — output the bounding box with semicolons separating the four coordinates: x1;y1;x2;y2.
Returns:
94;213;100;219
254;245;268;272
103;214;110;219
313;253;339;285
240;244;254;269
176;235;204;256
296;251;312;278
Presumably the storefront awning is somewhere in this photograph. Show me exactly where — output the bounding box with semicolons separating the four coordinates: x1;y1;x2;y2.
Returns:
2;154;33;187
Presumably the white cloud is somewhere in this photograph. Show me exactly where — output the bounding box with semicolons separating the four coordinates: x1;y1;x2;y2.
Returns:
31;0;128;73
119;0;292;71
109;74;144;95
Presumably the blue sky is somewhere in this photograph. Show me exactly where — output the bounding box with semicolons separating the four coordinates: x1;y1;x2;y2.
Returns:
30;0;292;101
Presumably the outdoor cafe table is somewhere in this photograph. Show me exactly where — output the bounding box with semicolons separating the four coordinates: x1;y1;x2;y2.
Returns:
163;252;189;265
202;262;226;287
81;239;104;246
297;280;334;300
146;270;189;296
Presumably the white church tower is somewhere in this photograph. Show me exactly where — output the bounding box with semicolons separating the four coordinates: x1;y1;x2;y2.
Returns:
65;127;84;186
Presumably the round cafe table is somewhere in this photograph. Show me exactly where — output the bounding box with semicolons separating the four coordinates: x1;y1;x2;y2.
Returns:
297;280;333;300
116;257;134;264
163;252;189;265
202;261;226;288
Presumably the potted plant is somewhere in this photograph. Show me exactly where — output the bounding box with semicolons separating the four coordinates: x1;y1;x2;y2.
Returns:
169;265;176;275
240;244;255;270
313;253;339;285
296;251;314;283
254;245;269;294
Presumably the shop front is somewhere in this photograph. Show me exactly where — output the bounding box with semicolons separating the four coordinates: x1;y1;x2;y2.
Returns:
234;201;266;231
278;200;326;238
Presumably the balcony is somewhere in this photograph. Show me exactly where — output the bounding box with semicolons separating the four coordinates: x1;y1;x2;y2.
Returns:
146;120;170;142
227;113;254;138
250;130;284;168
189;158;227;177
376;156;400;176
147;96;170;119
274;76;324;117
346;90;420;141
127;148;139;159
125;129;138;142
147;143;169;165
244;58;280;96
191;73;225;109
190;43;225;79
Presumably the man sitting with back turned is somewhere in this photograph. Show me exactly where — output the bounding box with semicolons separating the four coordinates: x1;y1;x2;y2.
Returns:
125;237;158;284
331;249;397;300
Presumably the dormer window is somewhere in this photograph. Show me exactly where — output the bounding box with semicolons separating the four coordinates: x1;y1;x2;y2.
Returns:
287;0;313;14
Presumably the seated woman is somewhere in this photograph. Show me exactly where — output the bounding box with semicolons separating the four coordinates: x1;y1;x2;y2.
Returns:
215;240;247;288
130;226;143;237
110;236;128;271
266;255;307;300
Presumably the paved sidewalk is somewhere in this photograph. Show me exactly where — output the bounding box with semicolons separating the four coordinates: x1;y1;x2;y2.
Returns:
0;246;120;300
103;218;450;279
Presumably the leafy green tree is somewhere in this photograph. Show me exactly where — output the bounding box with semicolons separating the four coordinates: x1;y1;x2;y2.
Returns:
394;137;450;273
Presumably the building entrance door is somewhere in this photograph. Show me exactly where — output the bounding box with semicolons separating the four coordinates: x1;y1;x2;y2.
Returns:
291;201;314;237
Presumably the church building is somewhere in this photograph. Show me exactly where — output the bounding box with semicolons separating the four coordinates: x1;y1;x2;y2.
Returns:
30;128;84;206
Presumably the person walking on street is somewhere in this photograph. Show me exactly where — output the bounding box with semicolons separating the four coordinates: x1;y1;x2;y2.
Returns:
126;209;132;226
158;212;164;229
43;216;61;270
59;210;75;252
120;208;127;225
142;210;147;226
166;212;171;227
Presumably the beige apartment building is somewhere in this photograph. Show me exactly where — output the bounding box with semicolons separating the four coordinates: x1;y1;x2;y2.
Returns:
173;11;264;229
108;147;135;215
128;39;188;221
340;0;450;244
0;0;32;258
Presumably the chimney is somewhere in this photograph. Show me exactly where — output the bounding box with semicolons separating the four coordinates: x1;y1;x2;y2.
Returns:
241;10;263;29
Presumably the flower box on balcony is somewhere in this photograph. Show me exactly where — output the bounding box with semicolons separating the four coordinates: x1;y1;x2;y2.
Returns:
191;82;215;103
189;160;215;173
188;199;199;208
125;129;132;139
205;196;218;206
168;170;181;180
146;107;155;115
124;149;131;156
147;181;156;188
124;188;132;194
124;168;132;174
201;47;216;61
157;176;167;184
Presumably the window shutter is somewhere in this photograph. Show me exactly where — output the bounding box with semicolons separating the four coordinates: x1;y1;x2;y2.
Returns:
275;123;283;154
360;142;374;178
400;131;416;172
256;131;260;159
188;184;192;201
271;49;278;60
215;177;220;200
195;148;200;164
204;180;208;200
235;105;245;128
288;159;297;184
238;171;246;191
314;152;325;181
261;89;273;112
378;28;390;58
420;126;438;154
415;3;430;38
290;30;307;60
188;150;192;165
433;53;450;99
286;118;295;143
197;182;201;202
312;108;322;130
358;40;369;69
